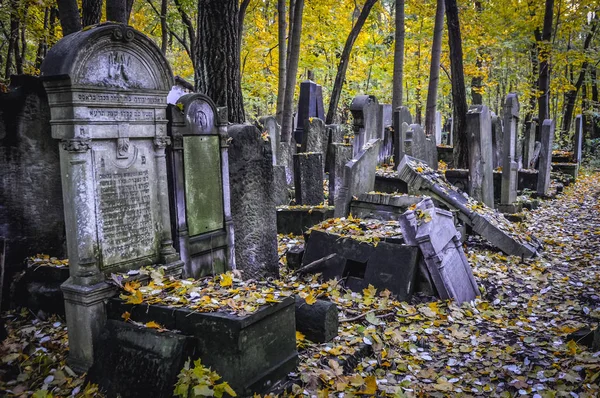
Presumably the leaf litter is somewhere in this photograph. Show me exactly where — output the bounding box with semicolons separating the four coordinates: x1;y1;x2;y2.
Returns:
1;171;600;397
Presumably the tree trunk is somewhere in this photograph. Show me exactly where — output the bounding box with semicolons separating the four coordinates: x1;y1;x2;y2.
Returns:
470;1;483;105
286;0;296;78
195;0;245;123
5;0;18;78
592;67;599;139
392;0;405;109
238;0;251;52
160;0;168;53
35;7;50;68
537;0;554;123
174;0;196;71
424;0;444;136
82;0;103;27
445;0;468;168
106;0;128;23
57;0;82;36
275;0;287;124
325;0;378;125
280;0;304;143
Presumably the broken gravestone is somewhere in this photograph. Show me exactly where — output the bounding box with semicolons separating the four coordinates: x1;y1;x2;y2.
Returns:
396;155;540;258
399;198;479;303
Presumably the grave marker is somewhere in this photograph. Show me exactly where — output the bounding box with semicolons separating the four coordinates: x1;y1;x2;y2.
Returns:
393;106;412;169
41;23;183;372
523;119;537;169
258;116;281;165
167;94;234;278
435;111;442;145
294;152;324;205
350;95;379;157
574;114;583;165
501;94;519;207
537;119;555;196
329;143;353;206
294;80;324;144
491;112;503;169
466;105;494;208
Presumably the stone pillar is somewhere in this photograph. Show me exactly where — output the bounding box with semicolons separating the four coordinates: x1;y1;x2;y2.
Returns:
537;119;555;196
393;106;412;170
501;94;519;206
467;105;494;208
435;111;442;145
523;119;537;169
574;114;583;164
491;112;503;169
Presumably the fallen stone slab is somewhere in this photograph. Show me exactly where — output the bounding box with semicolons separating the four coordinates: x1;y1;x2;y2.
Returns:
295;295;338;343
350;192;422;221
399;198;479;303
396;155;540;258
277;205;335;235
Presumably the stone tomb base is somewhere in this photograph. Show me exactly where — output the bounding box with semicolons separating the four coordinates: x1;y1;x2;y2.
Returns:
276;206;334;235
552;163;579;181
302;229;419;300
107;297;297;396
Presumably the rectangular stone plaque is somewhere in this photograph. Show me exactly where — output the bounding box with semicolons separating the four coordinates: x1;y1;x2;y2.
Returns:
93;140;159;269
183;136;224;236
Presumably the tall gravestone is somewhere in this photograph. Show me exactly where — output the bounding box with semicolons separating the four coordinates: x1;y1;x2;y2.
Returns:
393;106;412;169
350;95;379;157
0;76;66;297
294;153;324;205
377;104;394;164
435;111;443;145
228;124;279;279
259;116;281;165
301;117;328;172
537;119;555;196
41;23;183;372
167;94;234;278
491;112;503;169
329;143;353;206
501;94;519;207
294;80;324;144
574;114;583;165
523;119;537;169
467;105;494;208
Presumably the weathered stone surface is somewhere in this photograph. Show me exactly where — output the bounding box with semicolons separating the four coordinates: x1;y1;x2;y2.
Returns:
295;296;338;343
334;139;381;217
393;106;412;170
228;124;279;279
399;198;479;303
168;94;233;278
573;114;583;165
41;23;183;371
537;119;555;196
350;95;379;157
491;112;503;169
286;246;304;270
88;320;195;398
294;80;324;144
523;119;537;169
349;192;422;221
14;264;69;316
328;143;353;206
302;229;419;300
273;165;291;206
107;297;298;396
501;94;519;205
377;104;394;164
276;206;334;235
397;155;540;258
301;117;328;158
467;105;494;208
279;140;297;186
325;124;345;173
0;76;65;294
435;111;443;145
294;152;324;205
259;116;281;165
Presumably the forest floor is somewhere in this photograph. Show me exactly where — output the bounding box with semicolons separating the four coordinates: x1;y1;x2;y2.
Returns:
1;171;600;397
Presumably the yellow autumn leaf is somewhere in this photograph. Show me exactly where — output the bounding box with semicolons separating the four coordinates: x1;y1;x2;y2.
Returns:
145;321;162;329
121;311;131;321
220;273;233;287
305;294;317;305
566;339;578;355
120;289;143;305
124;281;140;294
356;375;377;395
296;331;305;342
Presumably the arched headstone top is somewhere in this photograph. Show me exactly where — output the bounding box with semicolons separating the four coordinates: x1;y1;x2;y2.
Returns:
175;94;221;134
41;23;173;92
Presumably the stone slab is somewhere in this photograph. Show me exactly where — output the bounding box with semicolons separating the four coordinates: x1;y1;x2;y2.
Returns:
349;193;423;221
293;152;324;205
276;206;335;235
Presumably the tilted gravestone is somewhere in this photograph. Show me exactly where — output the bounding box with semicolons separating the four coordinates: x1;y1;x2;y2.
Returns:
329;143;353;206
523;119;537;169
167;94;234;278
393;106;412;170
41;23;183;371
501;94;519;207
396;155;540;258
491;112;503;169
294;80;325;144
228;124;279;279
537;119;555;196
0;76;66;291
350;95;379;157
294;152;324;205
334;139;382;217
399;198;479;304
467;105;494;208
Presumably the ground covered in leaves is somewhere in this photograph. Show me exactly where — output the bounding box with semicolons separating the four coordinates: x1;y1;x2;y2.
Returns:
2;171;600;397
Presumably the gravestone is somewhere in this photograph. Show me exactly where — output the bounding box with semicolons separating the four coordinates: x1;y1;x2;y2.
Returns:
399;198;478;304
294;152;324;205
426;134;438;170
0;76;66;299
393;106;412;169
273;165;290;206
537;119;555;196
228;124;279;279
325;124;345;172
397;155;540;258
167;94;234;278
301;117;328;171
435;111;442;145
523;119;537;169
334;139;382;217
377;104;394;164
279;140;296;185
501;94;519;207
350;95;379;157
41;23;183;372
491;112;503;169
259;116;281;165
466;105;494;208
294;80;324;144
408;124;428;164
574;114;583;165
349;192;422;221
329;143;353;206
